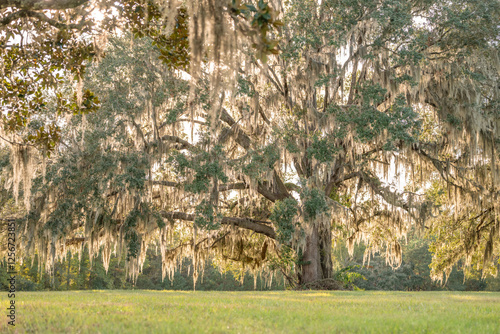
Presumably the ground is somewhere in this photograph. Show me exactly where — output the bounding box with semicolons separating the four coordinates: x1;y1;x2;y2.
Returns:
2;290;499;333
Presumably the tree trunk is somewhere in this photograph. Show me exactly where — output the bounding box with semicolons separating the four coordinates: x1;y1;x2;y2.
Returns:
67;256;71;289
300;223;332;285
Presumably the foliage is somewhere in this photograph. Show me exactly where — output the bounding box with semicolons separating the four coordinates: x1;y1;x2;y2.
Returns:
300;187;329;221
230;0;283;62
333;265;365;290
270;198;298;243
242;145;280;180
122;3;191;71
195;200;222;230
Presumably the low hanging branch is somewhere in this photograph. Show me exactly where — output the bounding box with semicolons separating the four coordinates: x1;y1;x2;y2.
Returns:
160;211;276;239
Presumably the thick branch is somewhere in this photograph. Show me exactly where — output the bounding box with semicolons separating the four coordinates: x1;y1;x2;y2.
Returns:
357;171;421;218
219;108;290;202
0;9;24;25
412;144;478;194
23;10;88;29
218;126;250;150
324;171;359;197
159;135;194;150
152;180;248;192
160;211;276;239
220;108;237;126
151;180;179;187
219;182;248;192
1;0;88;10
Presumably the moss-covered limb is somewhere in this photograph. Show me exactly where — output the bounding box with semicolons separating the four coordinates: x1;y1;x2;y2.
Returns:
0;0;89;10
218;126;251;150
160;211;276;239
218;182;248;192
217;108;253;150
159;135;194;150
357;170;421;213
151;180;247;192
252;60;285;97
324;171;359;198
255;169;291;202
0;9;88;29
412;144;488;195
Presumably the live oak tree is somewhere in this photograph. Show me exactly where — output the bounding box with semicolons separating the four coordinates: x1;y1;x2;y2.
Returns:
266;0;500;285
0;0;499;288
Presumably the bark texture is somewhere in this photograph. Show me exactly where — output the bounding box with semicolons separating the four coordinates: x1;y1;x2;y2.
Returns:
300;223;333;285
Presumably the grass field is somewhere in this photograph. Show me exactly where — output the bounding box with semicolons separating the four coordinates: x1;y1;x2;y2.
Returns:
1;290;499;333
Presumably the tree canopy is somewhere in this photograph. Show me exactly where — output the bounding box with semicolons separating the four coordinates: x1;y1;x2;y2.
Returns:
1;0;499;288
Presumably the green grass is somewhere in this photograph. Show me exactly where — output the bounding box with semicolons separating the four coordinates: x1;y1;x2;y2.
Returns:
2;290;500;333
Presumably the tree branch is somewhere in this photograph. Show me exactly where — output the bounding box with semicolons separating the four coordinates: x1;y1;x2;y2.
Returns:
152;180;248;192
23;9;88;29
159;135;194;150
1;0;88;10
160;211;276;239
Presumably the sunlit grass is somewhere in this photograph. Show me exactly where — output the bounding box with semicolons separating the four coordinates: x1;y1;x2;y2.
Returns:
2;290;500;333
